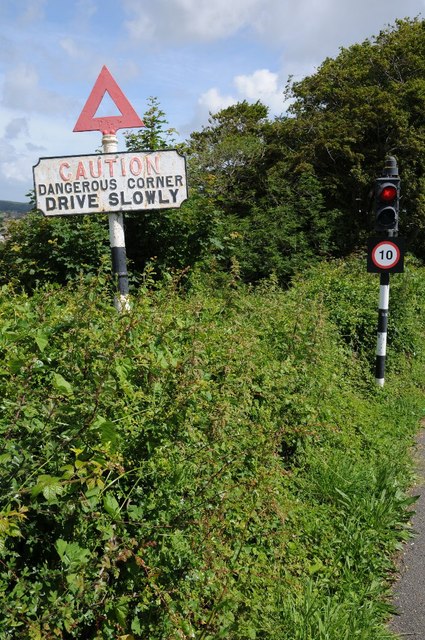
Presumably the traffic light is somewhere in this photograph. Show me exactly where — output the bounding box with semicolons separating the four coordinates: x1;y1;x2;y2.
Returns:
374;157;400;235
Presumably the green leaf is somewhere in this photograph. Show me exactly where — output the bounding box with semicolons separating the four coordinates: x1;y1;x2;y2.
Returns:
8;357;25;374
52;372;73;396
103;493;121;520
55;538;68;561
66;572;84;593
55;539;90;567
32;475;64;501
35;332;48;353
114;599;129;626
91;415;118;449
131;618;142;635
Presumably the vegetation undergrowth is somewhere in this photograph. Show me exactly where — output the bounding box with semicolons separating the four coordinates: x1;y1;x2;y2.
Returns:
0;255;424;639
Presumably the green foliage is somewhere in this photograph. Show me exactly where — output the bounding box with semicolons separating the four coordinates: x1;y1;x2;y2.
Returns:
186;101;343;283
0;212;110;290
125;96;179;152
124;193;219;278
210;170;341;283
187;101;270;214
0;257;424;637
5;20;425;290
284;18;425;255
122;97;219;279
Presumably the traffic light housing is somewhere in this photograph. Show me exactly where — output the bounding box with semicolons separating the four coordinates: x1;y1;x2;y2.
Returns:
374;158;400;235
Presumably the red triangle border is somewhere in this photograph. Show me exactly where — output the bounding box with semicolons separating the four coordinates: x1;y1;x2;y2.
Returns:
73;65;144;134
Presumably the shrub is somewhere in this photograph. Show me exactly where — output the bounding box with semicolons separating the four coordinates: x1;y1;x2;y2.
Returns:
0;257;424;638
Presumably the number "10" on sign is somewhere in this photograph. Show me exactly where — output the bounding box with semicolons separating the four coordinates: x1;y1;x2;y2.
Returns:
367;237;404;273
371;241;400;269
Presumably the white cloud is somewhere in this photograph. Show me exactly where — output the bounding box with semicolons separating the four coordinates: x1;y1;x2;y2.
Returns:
1;158;31;185
124;8;154;41
248;0;424;70
121;0;425;82
0;126;34;200
197;68;285;122
189;88;237;133
123;0;260;42
4;117;29;140
198;88;236;113
234;69;284;113
75;0;98;23
60;38;84;60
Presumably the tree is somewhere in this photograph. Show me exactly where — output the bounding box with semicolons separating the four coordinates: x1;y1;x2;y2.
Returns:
187;101;270;215
124;96;178;151
282;18;425;255
123;97;217;277
185;101;339;283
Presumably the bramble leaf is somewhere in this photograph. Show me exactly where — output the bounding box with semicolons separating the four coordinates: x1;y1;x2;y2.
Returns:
52;372;73;396
103;493;121;520
35;332;48;353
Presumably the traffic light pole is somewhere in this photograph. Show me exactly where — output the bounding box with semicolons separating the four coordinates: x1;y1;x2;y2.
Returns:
369;156;402;387
375;271;390;386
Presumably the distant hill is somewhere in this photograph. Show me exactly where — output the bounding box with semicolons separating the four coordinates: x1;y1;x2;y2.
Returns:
0;200;31;217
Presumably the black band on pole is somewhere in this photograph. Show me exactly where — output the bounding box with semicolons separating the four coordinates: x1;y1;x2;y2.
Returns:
375;355;386;381
377;310;388;333
111;245;129;296
380;271;390;286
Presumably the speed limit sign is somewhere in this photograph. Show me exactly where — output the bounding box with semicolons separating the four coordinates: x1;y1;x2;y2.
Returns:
367;237;404;273
372;241;400;268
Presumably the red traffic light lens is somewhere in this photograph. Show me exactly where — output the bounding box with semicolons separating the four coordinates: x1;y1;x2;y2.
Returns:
380;185;397;202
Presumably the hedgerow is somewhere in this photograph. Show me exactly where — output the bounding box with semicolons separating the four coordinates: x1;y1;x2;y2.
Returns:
0;256;423;639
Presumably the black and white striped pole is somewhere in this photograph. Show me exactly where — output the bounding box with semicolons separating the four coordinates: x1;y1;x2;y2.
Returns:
102;133;130;312
375;271;390;386
73;66;145;312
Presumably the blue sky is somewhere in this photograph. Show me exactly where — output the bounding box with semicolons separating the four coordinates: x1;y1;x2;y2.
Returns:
0;0;424;202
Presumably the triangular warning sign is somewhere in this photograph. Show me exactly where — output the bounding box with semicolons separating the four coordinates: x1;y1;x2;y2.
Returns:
73;65;144;134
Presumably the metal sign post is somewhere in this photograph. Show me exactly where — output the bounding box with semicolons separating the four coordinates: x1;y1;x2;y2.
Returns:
102;133;130;311
375;271;390;387
73;66;145;312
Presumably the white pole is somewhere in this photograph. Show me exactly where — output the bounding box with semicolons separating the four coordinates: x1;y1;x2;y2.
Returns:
102;133;130;312
375;272;390;386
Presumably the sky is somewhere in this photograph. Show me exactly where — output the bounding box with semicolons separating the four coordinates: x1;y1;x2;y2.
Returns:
0;0;424;202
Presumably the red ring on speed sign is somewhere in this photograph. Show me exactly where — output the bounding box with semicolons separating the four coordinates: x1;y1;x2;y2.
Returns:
371;241;400;269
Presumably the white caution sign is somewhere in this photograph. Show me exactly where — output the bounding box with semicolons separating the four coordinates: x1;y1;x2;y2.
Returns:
33;150;188;216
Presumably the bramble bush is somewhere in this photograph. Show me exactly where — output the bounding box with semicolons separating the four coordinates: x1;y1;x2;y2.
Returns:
0;256;424;638
0;212;110;290
0;198;220;292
